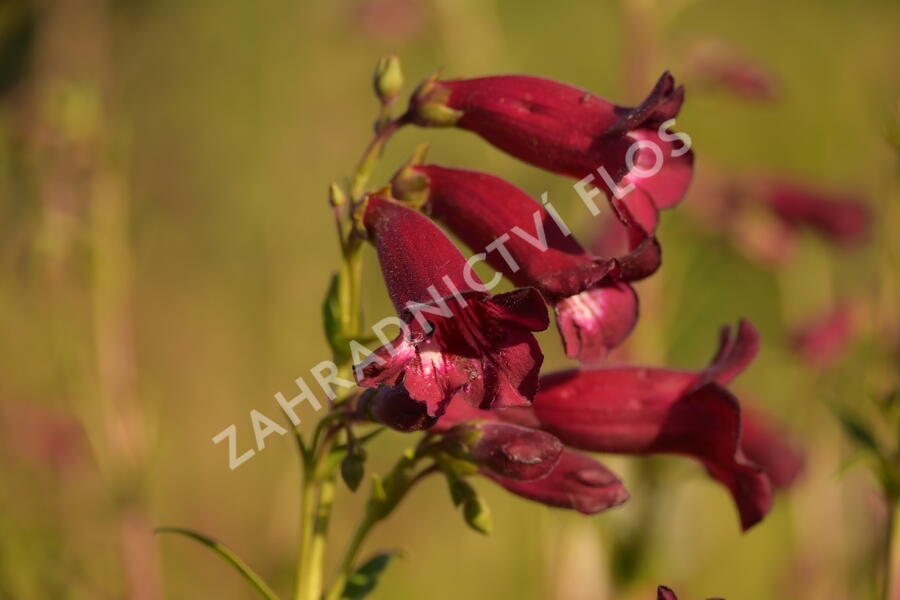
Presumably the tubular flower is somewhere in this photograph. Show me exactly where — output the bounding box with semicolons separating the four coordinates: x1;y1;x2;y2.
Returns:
404;71;693;213
530;321;772;530
392;163;661;361
362;322;792;530
355;194;550;417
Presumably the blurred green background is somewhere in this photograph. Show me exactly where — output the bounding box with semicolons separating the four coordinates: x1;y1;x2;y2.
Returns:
1;0;899;598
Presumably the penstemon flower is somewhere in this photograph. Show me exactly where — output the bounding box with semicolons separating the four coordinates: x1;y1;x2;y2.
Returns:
391;162;660;361
403;71;694;213
529;321;772;530
355;193;549;417
162;55;807;600
363;322;802;530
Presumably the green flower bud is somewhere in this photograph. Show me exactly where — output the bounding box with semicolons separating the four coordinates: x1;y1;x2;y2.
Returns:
374;55;404;103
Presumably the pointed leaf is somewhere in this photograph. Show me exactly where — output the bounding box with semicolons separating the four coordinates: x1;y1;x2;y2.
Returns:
155;527;280;600
463;495;492;535
341;551;401;599
322;272;350;362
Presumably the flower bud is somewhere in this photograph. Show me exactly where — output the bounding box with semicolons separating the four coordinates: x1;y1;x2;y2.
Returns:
407;74;463;126
373;55;404;104
328;182;347;208
445;421;563;481
356;385;437;432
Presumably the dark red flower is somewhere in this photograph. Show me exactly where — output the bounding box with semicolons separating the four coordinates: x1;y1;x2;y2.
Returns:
529;321;773;530
392;163;660;361
367;320;792;529
405;71;693;214
356;195;549;417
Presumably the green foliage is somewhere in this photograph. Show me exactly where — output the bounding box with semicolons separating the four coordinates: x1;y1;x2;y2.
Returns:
155;527;280;600
341;551;401;600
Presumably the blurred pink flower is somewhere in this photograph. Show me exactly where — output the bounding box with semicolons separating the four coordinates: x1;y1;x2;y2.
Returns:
685;40;780;102
790;304;856;369
683;173;870;265
353;0;429;43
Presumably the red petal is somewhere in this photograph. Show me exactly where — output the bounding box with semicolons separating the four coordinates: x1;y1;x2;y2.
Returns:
553;284;638;362
485;449;629;514
741;407;804;489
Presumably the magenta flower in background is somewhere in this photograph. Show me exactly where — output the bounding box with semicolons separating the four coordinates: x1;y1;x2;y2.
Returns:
404;71;694;215
684;39;781;102
762;179;870;245
790;304;856;369
392;163;660;361
356;195;550;417
685;173;871;265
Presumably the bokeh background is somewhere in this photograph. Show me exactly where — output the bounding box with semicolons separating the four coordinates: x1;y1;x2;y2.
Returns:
2;0;899;598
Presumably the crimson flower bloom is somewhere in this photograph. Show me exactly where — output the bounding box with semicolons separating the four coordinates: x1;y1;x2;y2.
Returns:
392;163;660;361
404;71;693;217
530;321;771;530
355;195;549;417
362;321;799;529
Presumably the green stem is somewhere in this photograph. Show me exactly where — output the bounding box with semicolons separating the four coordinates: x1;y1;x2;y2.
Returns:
324;514;378;600
295;460;319;600
323;460;436;600
883;495;897;600
349;117;406;201
305;479;336;600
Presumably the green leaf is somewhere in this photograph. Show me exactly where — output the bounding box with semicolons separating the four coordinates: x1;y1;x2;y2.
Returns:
155;527;280;600
833;406;882;454
444;474;475;507
463;495;492;535
322;272;350;363
341;551;400;600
